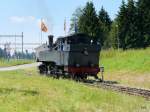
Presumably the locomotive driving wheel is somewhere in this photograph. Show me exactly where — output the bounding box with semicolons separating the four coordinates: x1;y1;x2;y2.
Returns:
38;64;48;75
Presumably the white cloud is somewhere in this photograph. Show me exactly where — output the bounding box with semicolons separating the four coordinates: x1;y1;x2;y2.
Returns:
10;16;35;23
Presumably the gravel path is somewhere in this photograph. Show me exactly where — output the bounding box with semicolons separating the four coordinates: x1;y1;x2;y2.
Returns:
0;63;41;71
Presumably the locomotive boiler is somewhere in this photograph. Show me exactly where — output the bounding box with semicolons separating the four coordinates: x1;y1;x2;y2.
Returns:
35;33;101;80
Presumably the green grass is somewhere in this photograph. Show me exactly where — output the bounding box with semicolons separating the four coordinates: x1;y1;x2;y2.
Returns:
0;68;149;112
0;59;34;67
100;48;150;89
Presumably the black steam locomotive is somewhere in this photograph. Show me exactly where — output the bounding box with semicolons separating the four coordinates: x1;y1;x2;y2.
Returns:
35;33;101;80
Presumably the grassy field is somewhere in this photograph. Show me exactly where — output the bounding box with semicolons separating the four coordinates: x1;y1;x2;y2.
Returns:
0;59;34;67
0;68;149;112
100;48;150;89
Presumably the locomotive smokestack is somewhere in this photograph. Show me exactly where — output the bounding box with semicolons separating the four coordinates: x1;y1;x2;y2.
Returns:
48;35;53;47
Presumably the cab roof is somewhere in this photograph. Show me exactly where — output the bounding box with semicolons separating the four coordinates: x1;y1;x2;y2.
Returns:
57;33;91;44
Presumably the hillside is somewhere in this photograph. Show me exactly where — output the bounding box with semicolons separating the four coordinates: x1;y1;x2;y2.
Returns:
0;69;149;112
100;48;150;89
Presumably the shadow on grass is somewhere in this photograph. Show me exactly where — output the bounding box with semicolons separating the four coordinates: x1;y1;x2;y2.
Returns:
0;88;39;96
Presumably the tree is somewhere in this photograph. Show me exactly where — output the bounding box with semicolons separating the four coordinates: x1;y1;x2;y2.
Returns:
117;0;128;49
125;0;138;49
116;0;150;49
116;0;139;49
137;0;150;47
0;48;6;58
98;7;112;31
98;7;112;48
69;7;83;33
78;1;103;45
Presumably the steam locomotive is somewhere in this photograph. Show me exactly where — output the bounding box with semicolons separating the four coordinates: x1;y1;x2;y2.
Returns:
35;33;101;80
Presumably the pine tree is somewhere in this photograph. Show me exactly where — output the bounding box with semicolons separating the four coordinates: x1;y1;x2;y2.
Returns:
117;0;128;49
98;7;112;31
117;0;140;49
137;0;150;47
125;0;138;48
98;7;112;48
78;2;103;45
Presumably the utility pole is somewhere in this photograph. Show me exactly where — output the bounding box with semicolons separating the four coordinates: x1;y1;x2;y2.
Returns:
15;34;16;52
0;33;24;53
21;32;24;54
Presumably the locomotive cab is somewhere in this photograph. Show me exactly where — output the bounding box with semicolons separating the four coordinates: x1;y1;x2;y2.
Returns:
62;34;101;76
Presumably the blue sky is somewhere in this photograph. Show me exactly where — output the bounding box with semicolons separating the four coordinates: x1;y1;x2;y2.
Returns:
0;0;123;50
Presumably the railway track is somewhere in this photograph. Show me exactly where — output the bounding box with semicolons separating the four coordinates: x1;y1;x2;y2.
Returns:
84;81;150;100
